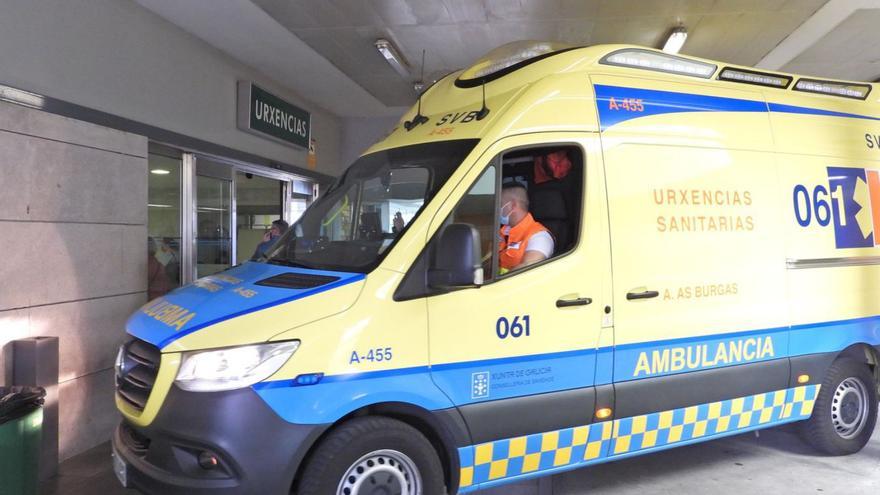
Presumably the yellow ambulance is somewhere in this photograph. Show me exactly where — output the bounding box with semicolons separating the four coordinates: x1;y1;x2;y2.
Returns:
112;42;880;495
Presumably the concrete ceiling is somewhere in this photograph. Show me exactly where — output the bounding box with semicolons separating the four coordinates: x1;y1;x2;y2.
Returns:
133;0;395;117
136;0;880;118
253;0;829;106
763;0;880;82
783;10;880;81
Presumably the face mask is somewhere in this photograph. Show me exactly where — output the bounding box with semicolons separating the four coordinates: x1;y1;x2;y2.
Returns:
499;201;513;226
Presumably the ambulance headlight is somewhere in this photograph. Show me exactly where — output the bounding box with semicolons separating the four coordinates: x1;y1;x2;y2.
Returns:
175;341;300;392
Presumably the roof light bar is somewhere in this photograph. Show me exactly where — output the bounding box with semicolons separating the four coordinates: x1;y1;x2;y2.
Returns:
375;39;410;78
662;27;688;55
456;40;573;87
718;68;791;89
600;49;716;79
794;78;871;100
470;42;562;79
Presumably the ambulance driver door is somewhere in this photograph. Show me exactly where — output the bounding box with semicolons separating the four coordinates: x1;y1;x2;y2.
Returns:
413;134;611;449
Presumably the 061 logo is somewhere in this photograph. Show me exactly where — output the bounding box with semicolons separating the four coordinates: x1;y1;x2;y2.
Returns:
793;166;880;248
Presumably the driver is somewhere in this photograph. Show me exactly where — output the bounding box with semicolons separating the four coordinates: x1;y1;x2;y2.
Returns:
498;184;554;273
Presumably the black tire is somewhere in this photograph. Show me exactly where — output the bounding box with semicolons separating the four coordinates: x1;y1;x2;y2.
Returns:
296;416;446;495
800;357;878;455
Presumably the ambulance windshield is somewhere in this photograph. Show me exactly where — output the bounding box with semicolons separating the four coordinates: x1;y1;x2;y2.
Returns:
263;139;479;272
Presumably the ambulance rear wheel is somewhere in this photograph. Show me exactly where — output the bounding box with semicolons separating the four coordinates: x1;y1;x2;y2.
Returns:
297;416;445;495
801;358;878;455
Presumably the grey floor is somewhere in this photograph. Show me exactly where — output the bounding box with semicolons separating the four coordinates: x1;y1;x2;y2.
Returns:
41;422;880;495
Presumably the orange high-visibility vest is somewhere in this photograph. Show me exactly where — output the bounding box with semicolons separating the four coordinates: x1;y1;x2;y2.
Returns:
498;213;550;271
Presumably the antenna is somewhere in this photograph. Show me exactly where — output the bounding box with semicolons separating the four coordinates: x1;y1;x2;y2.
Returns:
404;49;429;131
419;49;426;89
476;79;490;120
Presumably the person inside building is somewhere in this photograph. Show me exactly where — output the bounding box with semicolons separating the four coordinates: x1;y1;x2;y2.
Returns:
147;237;172;300
498;182;555;274
252;219;289;259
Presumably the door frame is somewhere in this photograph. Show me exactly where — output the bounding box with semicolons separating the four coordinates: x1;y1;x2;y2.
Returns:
182;152;314;283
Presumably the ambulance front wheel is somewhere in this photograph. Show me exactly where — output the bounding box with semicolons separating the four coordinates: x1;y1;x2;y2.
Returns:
801;358;878;456
296;416;446;495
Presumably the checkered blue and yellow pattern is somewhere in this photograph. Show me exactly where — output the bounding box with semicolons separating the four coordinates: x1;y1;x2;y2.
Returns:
458;384;819;491
458;421;613;489
609;384;819;454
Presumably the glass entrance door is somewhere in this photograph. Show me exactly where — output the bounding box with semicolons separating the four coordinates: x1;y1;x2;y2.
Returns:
186;155;316;282
235;172;284;263
147;145;183;299
196;172;232;278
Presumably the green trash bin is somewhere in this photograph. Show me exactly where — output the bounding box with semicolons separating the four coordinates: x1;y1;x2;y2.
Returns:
0;387;46;495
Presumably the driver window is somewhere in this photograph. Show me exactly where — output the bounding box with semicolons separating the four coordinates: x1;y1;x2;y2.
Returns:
497;145;582;275
439;145;583;283
446;165;497;281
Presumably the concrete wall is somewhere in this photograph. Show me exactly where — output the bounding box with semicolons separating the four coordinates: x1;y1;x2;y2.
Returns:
340;115;403;168
0;0;344;177
0;101;148;461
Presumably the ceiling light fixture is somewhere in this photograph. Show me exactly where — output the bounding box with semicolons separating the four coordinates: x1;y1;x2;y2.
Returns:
0;84;45;109
662;27;688;55
150;169;170;175
375;38;410;78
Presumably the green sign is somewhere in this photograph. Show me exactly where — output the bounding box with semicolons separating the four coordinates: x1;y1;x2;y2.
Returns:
237;82;310;149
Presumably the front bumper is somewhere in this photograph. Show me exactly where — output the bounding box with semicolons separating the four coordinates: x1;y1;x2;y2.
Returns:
112;385;328;495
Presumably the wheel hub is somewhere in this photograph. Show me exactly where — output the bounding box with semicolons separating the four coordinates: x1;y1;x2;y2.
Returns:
337;449;421;495
840;395;860;423
831;377;869;440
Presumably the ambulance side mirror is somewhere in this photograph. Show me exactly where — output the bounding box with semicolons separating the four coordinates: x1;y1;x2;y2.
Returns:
427;223;483;289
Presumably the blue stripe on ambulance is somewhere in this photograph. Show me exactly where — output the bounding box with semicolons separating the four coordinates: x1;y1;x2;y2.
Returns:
251;350;598;424
593;84;880;131
253;366;455;424
790;315;880;355
613;326;789;383
766;102;880;122
251;314;880;424
126;261;365;349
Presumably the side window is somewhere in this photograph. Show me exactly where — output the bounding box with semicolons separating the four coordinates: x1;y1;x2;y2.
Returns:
396;144;583;300
497;145;583;276
442;144;583;280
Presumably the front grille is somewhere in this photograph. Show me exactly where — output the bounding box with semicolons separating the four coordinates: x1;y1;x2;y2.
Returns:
116;338;160;411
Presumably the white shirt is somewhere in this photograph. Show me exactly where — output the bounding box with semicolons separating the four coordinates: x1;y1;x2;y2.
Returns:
525;230;555;259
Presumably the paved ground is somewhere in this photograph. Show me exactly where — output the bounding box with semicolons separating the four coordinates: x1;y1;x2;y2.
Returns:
42;422;879;495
